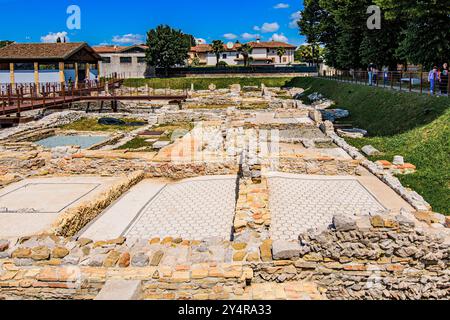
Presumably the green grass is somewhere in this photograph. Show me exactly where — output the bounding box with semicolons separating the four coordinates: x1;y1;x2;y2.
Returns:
116;137;154;151
123;77;293;90
61;118;145;132
287;77;449;215
287;77;449;136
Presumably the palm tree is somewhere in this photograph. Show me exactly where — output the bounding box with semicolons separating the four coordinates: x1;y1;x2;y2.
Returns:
211;40;224;67
277;47;286;64
239;43;253;67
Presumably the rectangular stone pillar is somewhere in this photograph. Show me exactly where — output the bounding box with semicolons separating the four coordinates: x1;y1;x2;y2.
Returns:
59;62;65;84
9;63;14;85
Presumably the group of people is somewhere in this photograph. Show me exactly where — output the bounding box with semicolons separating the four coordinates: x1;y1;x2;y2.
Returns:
428;63;449;95
366;63;449;95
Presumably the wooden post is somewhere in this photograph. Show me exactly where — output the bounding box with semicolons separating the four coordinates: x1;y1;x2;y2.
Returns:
34;62;39;91
420;71;423;94
409;72;412;92
86;63;91;80
75;62;79;88
9;63;15;85
59;62;65;84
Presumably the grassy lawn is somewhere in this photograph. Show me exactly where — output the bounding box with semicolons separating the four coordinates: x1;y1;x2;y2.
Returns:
123;77;293;90
116;137;154;151
288;77;449;215
61;118;146;132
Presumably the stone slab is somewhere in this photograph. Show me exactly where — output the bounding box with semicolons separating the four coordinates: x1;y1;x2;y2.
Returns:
80;180;167;241
0;176;122;239
95;280;142;300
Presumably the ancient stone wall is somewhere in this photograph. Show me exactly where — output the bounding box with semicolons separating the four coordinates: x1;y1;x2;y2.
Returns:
0;212;447;300
270;155;361;176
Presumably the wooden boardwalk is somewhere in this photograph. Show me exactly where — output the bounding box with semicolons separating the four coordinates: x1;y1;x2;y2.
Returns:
0;78;188;116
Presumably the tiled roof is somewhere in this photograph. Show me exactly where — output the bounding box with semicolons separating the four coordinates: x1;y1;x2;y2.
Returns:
190;41;295;53
247;41;296;49
0;42;101;61
93;44;148;54
93;46;126;53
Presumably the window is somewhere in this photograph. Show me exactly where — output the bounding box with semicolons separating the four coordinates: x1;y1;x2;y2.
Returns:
120;57;132;63
222;54;227;59
137;57;146;64
102;57;111;63
283;57;287;63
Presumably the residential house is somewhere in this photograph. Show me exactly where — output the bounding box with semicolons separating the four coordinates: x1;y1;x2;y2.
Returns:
189;40;296;66
94;44;149;78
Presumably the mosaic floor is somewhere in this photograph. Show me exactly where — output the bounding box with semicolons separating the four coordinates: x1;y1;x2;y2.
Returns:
268;175;385;240
123;176;238;240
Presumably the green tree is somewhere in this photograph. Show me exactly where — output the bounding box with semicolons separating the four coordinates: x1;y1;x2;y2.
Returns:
238;43;253;67
276;47;286;63
0;41;13;48
376;0;450;68
145;25;193;76
295;44;324;64
211;40;224;67
298;0;323;66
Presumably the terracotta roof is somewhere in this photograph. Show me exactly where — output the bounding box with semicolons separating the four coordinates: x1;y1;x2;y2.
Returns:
0;42;101;61
190;41;295;53
93;44;148;54
93;46;126;53
247;41;296;49
190;43;242;53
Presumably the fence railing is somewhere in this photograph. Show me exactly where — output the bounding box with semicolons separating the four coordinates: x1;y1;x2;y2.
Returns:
156;65;318;77
320;70;450;96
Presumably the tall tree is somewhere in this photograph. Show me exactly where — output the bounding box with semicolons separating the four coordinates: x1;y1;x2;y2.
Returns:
211;40;224;67
0;41;13;48
276;47;286;63
376;0;450;68
238;43;253;67
298;0;322;66
145;25;193;76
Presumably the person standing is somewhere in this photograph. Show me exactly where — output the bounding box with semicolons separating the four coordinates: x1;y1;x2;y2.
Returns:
367;63;374;86
428;66;439;95
439;63;449;95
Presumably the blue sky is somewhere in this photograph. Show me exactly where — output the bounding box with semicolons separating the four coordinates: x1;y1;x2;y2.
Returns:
0;0;305;46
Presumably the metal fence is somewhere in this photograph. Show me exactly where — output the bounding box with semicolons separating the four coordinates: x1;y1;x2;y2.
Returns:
320;70;450;96
156;65;318;77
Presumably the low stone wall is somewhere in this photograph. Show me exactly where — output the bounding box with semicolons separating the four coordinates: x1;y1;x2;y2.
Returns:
260;213;449;300
0;150;47;187
0;210;447;300
267;155;361;176
49;171;145;237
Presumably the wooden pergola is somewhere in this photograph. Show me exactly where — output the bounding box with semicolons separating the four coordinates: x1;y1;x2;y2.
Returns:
0;42;101;87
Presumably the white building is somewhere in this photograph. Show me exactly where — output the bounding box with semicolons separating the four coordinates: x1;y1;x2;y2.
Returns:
189;40;296;66
94;45;149;78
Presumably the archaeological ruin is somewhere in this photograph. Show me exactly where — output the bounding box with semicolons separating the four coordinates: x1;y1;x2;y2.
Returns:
0;82;448;301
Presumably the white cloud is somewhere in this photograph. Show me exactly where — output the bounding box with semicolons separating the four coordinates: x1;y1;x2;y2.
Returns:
253;26;261;31
41;31;69;43
271;33;289;42
261;22;280;33
241;32;259;40
274;3;289;9
112;34;144;45
223;33;238;40
289;11;302;28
